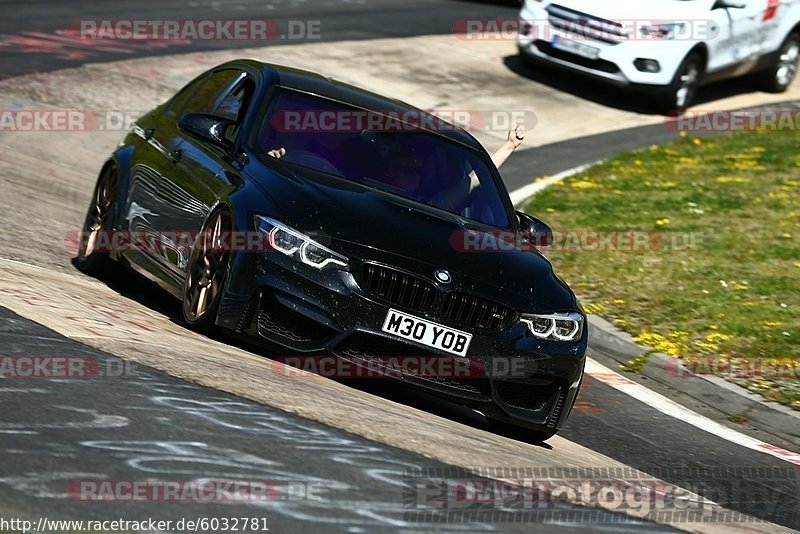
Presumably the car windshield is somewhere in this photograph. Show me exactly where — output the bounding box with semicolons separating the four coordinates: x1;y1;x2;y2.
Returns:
256;88;511;228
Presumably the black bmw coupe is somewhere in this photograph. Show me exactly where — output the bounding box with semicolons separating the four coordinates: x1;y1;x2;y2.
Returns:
76;60;586;441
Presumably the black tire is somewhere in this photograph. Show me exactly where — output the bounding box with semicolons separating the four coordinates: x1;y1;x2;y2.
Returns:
181;208;233;333
487;418;558;442
757;32;800;93
656;53;704;114
74;164;118;276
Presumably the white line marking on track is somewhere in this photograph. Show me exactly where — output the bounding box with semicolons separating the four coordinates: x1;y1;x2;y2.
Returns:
586;357;800;467
509;162;595;207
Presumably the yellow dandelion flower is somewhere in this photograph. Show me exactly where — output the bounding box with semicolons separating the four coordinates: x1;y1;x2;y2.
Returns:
694;341;719;352
634;332;685;356
706;333;732;343
583;303;607;314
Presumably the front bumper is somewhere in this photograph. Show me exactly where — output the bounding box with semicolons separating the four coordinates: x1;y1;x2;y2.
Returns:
218;248;587;433
517;5;690;87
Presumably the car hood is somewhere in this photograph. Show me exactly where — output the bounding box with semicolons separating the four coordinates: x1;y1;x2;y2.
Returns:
542;0;705;21
248;162;577;312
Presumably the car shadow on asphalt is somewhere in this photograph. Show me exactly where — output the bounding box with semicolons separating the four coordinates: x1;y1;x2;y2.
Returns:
335;378;555;449
503;54;765;114
81;263;555;450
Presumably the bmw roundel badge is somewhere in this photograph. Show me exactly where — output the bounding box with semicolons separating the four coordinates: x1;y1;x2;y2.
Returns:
434;269;452;284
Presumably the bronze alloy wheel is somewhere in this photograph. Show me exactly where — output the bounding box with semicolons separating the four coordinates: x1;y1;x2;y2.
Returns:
182;209;232;329
75;164;118;274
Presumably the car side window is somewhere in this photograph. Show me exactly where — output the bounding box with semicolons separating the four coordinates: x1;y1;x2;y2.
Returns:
213;74;248;120
165;74;209;117
175;69;242;118
212;76;255;142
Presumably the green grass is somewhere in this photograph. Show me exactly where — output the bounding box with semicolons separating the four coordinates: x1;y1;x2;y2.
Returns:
619;351;652;374
727;413;749;424
525;130;800;409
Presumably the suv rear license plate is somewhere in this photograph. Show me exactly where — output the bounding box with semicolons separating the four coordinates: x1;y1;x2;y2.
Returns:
551;36;600;60
381;308;472;357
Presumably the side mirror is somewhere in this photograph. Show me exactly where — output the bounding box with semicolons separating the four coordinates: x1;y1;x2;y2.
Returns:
713;0;746;8
178;113;234;151
517;211;553;247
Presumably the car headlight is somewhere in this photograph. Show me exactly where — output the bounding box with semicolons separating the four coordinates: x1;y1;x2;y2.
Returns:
254;215;348;270
639;22;686;40
520;312;584;341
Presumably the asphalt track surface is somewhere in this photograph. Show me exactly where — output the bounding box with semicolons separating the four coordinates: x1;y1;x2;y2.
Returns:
0;306;676;532
1;0;799;532
0;0;521;79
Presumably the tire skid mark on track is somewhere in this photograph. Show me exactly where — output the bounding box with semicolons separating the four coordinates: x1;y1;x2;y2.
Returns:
0;256;785;532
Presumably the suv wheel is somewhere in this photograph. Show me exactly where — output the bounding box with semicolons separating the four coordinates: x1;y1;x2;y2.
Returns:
759;32;800;93
657;53;703;114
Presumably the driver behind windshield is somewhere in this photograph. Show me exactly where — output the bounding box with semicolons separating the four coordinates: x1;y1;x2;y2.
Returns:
259;90;525;228
268;123;525;171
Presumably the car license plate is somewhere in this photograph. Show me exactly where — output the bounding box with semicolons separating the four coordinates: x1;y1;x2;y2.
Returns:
381;309;472;357
551;36;600;60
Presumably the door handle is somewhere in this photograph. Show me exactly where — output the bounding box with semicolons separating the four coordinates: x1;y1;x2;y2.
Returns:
168;149;183;163
144;127;155;141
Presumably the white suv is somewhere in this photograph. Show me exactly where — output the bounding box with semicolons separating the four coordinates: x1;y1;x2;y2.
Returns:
516;0;800;111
